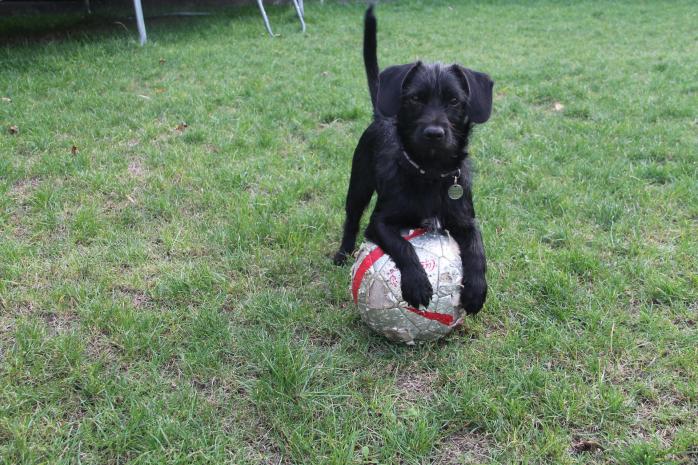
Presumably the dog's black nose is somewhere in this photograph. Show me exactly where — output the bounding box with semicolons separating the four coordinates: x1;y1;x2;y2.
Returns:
423;126;445;140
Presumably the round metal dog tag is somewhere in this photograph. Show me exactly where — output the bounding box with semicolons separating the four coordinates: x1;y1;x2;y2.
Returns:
448;184;464;200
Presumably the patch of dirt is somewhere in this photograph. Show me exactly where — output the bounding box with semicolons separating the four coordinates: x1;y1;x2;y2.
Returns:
432;428;495;465
673;303;696;329
246;428;290;465
205;144;220;153
395;368;439;403
127;159;146;178
2;300;35;321
602;358;695;449
628;397;694;448
85;334;120;364
0;308;18;340
481;318;507;339
41;311;79;335
131;292;150;309
9;177;40;200
8;216;31;240
112;284;152;309
673;316;695;328
305;327;341;349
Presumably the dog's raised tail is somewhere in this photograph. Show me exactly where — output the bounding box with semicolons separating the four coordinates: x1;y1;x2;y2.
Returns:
364;5;379;109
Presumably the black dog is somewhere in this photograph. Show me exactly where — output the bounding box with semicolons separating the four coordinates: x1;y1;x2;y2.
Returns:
333;6;493;315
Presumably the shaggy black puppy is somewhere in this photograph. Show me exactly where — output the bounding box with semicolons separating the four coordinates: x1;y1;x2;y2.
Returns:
333;6;493;315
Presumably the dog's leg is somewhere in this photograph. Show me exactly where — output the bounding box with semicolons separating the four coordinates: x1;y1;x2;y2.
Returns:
333;132;375;265
445;198;487;315
365;216;433;309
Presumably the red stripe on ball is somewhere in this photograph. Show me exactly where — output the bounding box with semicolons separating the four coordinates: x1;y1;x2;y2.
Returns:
405;306;454;326
351;228;426;303
351;228;455;326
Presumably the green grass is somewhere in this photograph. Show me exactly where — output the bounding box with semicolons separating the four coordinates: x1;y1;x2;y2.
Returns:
1;1;697;463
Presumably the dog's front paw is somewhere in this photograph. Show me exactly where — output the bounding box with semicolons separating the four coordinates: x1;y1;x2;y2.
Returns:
333;250;349;266
459;273;487;315
401;269;433;309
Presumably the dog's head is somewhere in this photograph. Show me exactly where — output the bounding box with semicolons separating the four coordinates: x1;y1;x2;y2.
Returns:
376;62;493;162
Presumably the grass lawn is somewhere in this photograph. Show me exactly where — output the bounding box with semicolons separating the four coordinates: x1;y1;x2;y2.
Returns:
1;1;697;463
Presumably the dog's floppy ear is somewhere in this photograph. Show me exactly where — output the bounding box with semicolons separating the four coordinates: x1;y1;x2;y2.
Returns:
453;65;494;124
376;62;422;117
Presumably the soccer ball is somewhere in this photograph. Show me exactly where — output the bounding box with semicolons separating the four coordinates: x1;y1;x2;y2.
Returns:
350;228;464;344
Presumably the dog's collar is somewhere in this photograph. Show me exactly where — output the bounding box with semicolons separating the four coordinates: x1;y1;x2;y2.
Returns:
399;151;461;182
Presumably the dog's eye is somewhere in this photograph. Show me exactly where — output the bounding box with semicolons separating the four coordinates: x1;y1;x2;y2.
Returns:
449;98;460;106
409;95;422;104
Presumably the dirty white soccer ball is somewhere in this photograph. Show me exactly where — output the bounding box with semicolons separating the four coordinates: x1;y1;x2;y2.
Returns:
350;229;464;344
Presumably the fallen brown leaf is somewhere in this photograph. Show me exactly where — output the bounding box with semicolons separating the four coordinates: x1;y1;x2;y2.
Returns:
175;122;188;132
159;58;166;65
572;440;604;453
71;145;79;155
8;125;19;135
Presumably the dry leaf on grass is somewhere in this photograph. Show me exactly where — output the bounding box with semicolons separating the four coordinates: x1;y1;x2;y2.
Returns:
175;122;188;132
8;125;19;134
572;440;604;453
71;145;79;155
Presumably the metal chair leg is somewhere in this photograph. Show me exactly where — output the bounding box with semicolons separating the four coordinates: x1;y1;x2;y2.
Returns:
132;0;147;45
256;0;275;37
291;0;306;33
